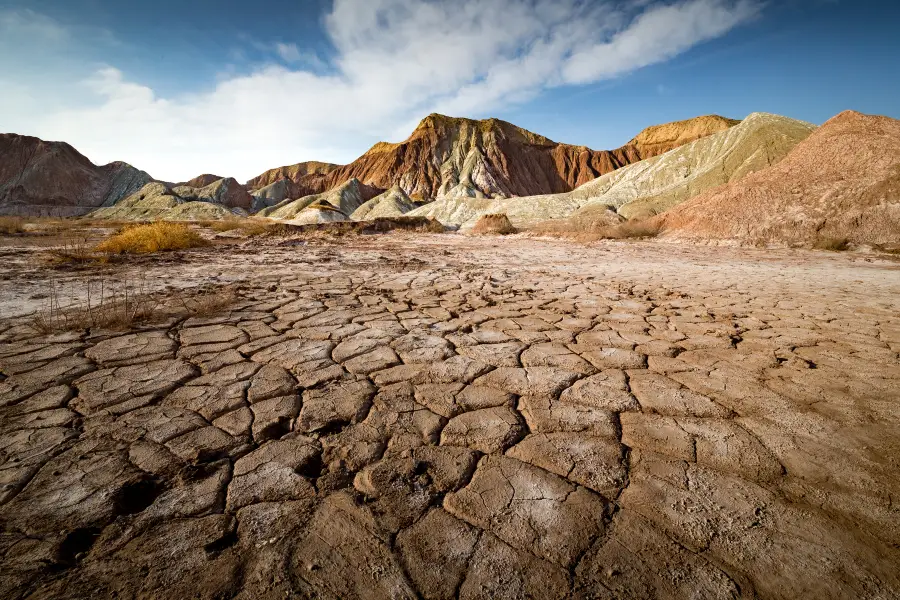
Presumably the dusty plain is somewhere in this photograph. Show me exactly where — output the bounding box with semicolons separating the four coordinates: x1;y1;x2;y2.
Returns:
1;228;899;599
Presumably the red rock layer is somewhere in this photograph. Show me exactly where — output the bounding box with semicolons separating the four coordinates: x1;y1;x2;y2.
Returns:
247;114;736;201
0;134;152;216
655;110;900;246
179;174;226;188
245;161;340;191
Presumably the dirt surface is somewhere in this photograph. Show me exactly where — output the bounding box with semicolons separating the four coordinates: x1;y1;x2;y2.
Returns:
1;232;899;599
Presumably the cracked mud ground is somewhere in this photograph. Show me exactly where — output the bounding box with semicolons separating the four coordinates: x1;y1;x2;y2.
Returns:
1;234;899;599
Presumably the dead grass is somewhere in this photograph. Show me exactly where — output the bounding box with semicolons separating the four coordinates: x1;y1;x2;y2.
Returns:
532;214;661;242
813;237;850;251
199;218;290;237
472;213;517;235
44;232;104;265
29;276;238;333
96;222;210;254
610;220;662;239
204;219;244;233
0;216;25;234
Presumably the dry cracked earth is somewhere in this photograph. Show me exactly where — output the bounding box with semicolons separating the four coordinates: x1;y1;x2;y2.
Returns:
1;234;899;599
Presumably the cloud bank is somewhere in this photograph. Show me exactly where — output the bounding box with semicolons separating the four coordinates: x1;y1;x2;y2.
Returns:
0;0;762;181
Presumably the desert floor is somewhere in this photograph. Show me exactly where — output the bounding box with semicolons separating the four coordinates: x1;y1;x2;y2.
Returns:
1;232;899;599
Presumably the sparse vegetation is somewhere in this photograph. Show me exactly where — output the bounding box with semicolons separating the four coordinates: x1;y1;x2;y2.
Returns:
204;219;244;232
30;275;237;332
532;213;661;242
813;236;850;251
0;216;25;234
96;222;210;254
610;220;662;239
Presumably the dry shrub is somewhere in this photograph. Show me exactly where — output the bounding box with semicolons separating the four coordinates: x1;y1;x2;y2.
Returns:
30;276;238;333
96;222;209;254
44;232;104;265
813;237;850;251
472;213;517;235
205;219;245;232
609;220;662;239
202;218;290;237
238;220;289;237
0;216;26;234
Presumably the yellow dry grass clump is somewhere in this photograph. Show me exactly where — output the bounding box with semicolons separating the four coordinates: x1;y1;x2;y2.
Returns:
96;222;209;254
0;216;25;234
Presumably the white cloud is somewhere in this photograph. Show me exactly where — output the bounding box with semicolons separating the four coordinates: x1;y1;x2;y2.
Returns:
0;0;762;182
0;8;68;41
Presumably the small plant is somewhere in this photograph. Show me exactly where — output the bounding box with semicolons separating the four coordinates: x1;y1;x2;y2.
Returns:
30;276;160;332
813;237;850;251
96;222;209;254
45;231;102;264
0;216;25;234
30;275;238;333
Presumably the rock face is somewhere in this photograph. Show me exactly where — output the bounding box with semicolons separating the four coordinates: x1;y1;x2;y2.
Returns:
259;178;379;221
410;113;814;228
656;110;900;246
350;185;419;221
90;181;246;221
247;113;736;202
250;179;305;211
172;177;253;211
626;114;741;157
471;213;516;235
178;174;226;189
0;134;153;216
245;161;340;192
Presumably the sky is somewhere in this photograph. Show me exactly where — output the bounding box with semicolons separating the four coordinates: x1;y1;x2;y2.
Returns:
0;0;898;183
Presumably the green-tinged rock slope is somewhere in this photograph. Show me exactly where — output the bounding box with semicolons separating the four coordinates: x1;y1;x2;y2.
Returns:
408;113;815;228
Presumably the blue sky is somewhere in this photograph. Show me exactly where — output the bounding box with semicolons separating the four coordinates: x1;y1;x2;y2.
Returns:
1;0;897;182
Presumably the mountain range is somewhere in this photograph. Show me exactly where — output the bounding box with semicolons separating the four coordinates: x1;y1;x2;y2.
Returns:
1;109;897;248
0;113;736;217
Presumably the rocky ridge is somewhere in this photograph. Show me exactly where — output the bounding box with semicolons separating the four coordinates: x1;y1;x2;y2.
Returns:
0;134;153;217
89;180;250;221
258;178;380;223
350;185;421;221
246;113;737;202
409;113;815;228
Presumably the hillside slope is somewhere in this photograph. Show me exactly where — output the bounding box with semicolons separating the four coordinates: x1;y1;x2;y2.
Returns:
90;181;248;221
0;134;152;216
655;110;900;246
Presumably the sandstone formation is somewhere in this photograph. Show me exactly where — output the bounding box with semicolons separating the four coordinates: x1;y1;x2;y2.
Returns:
656;110;900;246
250;179;305;211
178;174;226;188
0;134;153;216
350;185;419;221
247;113;736;202
471;213;516;235
89;181;246;221
245;161;340;191
410;113;814;228
283;202;348;226
626;114;741;156
169;177;253;211
259;178;379;221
